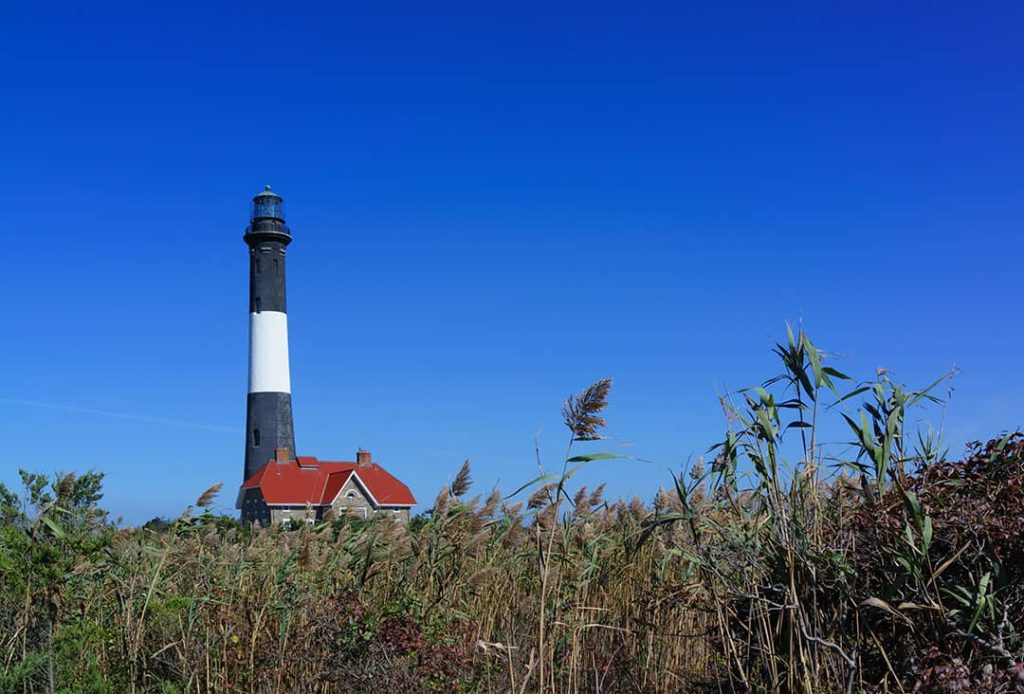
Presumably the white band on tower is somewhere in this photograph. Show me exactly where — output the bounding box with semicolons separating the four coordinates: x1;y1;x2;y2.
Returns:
248;311;292;394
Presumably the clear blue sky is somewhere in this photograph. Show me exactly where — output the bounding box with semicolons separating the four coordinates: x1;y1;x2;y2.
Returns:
2;1;1021;523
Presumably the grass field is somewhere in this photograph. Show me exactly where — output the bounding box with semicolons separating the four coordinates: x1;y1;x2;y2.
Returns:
2;330;1022;692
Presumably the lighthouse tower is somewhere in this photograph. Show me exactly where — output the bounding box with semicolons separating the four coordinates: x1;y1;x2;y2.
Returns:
243;185;296;481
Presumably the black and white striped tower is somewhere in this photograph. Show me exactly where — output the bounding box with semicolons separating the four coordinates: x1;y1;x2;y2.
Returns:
243;185;296;480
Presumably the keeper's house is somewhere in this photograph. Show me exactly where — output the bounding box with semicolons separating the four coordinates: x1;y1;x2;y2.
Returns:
237;448;416;526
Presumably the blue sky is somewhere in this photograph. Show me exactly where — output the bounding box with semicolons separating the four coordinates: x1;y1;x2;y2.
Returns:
2;1;1022;523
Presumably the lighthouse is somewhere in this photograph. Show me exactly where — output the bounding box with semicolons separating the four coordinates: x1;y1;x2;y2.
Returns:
235;187;417;524
243;185;296;480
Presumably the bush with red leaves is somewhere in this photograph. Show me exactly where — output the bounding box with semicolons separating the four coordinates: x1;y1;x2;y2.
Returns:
850;434;1024;691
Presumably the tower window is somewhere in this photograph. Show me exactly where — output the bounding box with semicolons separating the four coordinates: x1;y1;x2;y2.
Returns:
253;429;261;447
255;258;262;274
274;259;279;276
255;297;262;313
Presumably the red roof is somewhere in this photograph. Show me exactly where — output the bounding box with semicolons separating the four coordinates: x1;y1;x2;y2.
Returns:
238;456;416;507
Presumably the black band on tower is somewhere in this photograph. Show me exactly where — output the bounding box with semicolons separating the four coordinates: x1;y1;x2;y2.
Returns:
244;392;296;480
249;242;288;314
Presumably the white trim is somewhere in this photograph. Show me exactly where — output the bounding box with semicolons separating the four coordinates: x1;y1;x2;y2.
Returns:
248;311;291;393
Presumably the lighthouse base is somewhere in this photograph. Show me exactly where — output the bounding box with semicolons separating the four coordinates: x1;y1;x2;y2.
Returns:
244;392;296;480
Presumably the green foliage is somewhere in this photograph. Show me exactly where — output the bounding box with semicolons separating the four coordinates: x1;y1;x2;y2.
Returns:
0;470;113;694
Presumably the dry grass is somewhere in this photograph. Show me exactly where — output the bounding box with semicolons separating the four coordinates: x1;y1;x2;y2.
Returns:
2;330;1021;693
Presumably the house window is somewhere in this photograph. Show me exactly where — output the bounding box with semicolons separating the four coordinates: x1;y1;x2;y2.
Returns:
345;490;358;500
392;508;401;513
253;429;260;447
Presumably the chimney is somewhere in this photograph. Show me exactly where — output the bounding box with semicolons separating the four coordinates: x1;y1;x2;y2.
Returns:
275;447;292;464
356;448;371;466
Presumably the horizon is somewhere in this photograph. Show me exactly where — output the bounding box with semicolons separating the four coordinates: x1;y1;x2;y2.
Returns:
3;1;1022;524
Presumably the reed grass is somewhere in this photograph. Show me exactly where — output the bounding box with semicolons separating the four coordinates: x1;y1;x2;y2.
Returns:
1;329;1021;692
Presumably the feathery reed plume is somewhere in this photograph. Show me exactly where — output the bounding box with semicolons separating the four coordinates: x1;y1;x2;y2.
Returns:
528;483;556;509
433;485;450;517
451;459;472;497
628;496;647;520
578;520;596;545
587;483;606;508
195;482;223;508
654;486;670;513
56;472;76;499
464;494;482;515
535;504;557;530
298;534;313;570
500;509;523;546
480;489;501;518
690;455;706;480
561;377;613;440
52;472;75;499
572;486;589;517
502;501;523;522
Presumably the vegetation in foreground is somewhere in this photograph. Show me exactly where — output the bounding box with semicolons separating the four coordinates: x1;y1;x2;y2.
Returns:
2;330;1022;693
